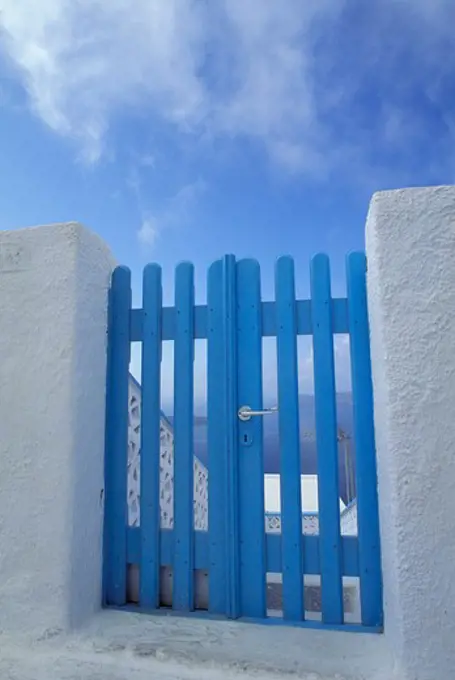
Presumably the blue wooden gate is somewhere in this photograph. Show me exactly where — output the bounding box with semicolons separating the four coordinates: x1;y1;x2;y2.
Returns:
104;253;382;630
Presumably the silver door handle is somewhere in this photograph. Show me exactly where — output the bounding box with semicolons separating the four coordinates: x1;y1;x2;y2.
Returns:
238;405;278;422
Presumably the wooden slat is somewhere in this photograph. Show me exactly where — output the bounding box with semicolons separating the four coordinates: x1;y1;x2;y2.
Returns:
266;534;359;578
222;255;240;619
172;262;195;611
310;253;344;625
346;252;383;627
236;259;267;618
128;529;360;578
130;299;349;342
131;307;207;342
275;256;304;621
207;259;227;614
104;266;131;606
139;264;162;608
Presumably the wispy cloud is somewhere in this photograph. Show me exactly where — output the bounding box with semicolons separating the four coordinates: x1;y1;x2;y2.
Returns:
137;216;159;248
137;178;206;248
1;1;454;175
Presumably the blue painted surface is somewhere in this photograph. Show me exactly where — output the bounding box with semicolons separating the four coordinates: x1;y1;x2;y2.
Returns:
127;529;360;578
310;254;344;625
222;255;241;619
236;259;267;618
275;257;304;621
130;298;349;342
207;259;227;614
172;263;195;611
139;264;162;608
265;511;319;518
128;529;208;570
104;266;131;606
346;252;383;627
106;253;383;631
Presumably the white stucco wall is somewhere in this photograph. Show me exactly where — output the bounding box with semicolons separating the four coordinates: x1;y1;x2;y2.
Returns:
0;609;395;680
3;192;455;679
366;186;455;680
0;223;114;637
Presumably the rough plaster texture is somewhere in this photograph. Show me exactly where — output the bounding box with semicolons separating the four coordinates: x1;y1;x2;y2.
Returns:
0;609;394;680
366;186;455;680
5;200;453;678
0;222;114;636
0;220;381;680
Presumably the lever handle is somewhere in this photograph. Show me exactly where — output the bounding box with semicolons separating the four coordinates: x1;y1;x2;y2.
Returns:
238;405;278;422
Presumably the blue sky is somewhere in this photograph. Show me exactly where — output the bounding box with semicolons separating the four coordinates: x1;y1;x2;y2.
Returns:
0;0;454;406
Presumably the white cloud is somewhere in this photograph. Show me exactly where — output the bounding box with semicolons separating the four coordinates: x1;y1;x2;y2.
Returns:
137;216;159;248
0;0;339;168
0;0;454;173
0;0;209;161
136;178;206;248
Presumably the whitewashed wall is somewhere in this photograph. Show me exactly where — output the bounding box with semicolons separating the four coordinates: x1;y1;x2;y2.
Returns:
367;186;455;680
3;191;455;680
0;222;114;636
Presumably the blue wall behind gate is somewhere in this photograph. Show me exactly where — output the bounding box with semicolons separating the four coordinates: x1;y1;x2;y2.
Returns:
104;253;382;630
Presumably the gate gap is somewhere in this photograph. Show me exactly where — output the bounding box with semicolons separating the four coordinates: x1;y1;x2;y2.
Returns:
333;334;360;623
262;337;282;617
193;339;209;610
128;341;142;527
126;342;142;605
296;336;323;621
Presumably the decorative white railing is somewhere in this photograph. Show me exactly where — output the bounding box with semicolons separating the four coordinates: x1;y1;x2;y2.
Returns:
265;513;320;535
127;376;208;530
340;499;358;536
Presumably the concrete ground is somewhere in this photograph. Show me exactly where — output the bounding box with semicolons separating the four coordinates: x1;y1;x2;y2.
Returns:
0;609;395;680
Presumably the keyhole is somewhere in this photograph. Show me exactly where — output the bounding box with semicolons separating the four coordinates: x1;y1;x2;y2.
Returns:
242;432;253;447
